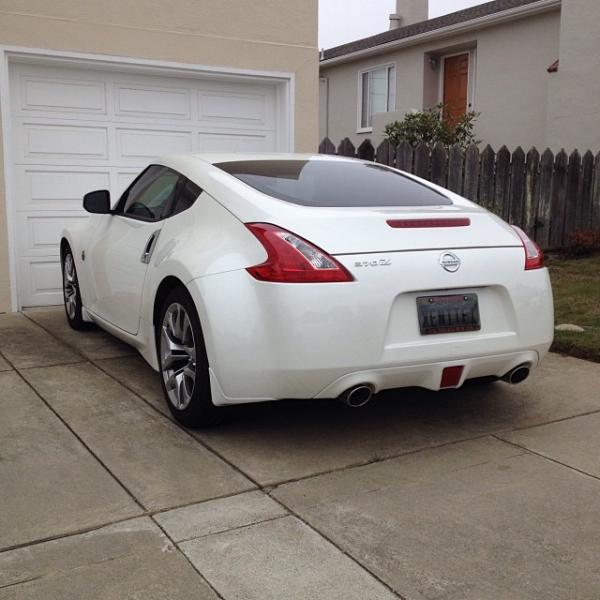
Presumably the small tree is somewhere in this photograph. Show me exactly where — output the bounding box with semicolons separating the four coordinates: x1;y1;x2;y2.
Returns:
384;103;480;149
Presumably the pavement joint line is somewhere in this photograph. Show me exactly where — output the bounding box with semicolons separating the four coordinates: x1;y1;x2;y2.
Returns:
491;434;600;484
265;495;409;600
500;407;600;434
2;351;148;517
151;517;227;600
0;488;276;556
170;513;291;545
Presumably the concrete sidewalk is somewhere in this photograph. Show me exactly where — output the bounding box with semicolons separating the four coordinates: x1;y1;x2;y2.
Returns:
1;307;600;599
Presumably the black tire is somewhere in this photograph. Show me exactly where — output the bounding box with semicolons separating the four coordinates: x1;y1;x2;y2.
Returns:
157;287;223;427
61;245;89;331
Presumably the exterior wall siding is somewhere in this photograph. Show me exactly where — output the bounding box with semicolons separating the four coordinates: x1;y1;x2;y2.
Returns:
0;0;319;311
546;0;600;151
320;9;560;151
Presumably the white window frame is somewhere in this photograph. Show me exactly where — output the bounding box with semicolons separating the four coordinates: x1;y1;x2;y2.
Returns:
437;48;477;112
357;63;396;134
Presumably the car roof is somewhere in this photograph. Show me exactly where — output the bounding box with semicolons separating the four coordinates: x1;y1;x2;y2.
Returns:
160;153;357;166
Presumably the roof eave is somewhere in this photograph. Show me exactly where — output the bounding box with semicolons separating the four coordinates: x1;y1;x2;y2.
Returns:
320;0;561;67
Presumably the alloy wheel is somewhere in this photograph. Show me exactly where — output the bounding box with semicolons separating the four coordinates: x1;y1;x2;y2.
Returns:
160;302;197;410
63;253;78;320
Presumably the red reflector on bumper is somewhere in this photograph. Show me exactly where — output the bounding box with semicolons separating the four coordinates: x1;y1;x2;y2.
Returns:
387;218;471;228
440;366;464;389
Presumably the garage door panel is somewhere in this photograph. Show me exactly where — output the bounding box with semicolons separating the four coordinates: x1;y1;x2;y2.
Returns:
114;84;192;120
15;74;107;116
19;257;63;307
17;212;89;257
116;128;192;161
198;91;273;129
198;131;274;153
21;123;109;161
16;168;110;212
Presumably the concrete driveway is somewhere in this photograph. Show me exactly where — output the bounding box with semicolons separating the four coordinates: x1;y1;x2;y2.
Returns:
1;307;600;599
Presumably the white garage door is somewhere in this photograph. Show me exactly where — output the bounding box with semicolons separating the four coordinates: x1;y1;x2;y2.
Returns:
9;60;284;307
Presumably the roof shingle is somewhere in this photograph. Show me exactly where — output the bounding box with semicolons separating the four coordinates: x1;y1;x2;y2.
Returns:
321;0;553;62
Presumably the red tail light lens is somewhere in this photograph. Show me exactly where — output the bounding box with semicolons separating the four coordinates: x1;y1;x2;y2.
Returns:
245;223;354;283
512;226;544;270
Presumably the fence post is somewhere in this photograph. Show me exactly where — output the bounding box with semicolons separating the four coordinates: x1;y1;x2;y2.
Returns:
447;144;464;195
536;148;554;248
319;137;336;155
509;147;526;226
463;144;480;202
396;141;413;172
414;142;430;180
337;138;356;157
376;139;394;166
525;147;540;237
563;149;581;245
357;139;375;161
550;149;568;248
579;150;594;229
479;145;495;212
495;146;511;221
431;142;448;187
592;152;600;235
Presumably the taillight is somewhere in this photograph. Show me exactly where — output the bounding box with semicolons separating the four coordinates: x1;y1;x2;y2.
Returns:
512;226;544;270
245;223;354;283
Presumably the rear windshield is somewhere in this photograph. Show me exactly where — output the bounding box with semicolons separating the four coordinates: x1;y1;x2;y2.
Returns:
214;159;451;207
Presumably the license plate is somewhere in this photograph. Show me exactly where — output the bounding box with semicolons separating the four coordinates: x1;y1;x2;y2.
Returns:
417;294;480;335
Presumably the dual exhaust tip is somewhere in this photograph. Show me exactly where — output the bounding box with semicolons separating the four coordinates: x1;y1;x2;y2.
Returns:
339;364;531;408
339;385;374;408
503;364;531;385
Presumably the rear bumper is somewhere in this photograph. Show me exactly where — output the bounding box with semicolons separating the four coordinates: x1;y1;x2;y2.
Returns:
186;252;554;406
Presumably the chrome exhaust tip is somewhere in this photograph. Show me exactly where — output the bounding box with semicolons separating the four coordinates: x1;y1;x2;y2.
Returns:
503;364;531;385
339;385;374;408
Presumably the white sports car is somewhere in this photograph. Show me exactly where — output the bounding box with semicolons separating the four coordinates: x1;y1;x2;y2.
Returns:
61;153;554;426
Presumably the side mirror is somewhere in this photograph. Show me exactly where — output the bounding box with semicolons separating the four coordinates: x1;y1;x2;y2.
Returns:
83;190;111;214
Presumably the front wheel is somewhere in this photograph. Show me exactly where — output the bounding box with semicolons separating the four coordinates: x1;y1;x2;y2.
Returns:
61;247;89;330
158;287;223;427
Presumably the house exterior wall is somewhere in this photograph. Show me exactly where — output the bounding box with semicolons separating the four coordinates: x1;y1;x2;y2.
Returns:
546;0;600;151
320;9;560;151
0;0;319;312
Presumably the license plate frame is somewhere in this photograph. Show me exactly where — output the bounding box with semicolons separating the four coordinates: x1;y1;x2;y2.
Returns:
416;293;481;335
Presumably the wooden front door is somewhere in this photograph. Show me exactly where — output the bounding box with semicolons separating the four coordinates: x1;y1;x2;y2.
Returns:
443;53;469;125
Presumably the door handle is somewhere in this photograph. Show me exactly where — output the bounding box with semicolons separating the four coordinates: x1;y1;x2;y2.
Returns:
140;230;161;264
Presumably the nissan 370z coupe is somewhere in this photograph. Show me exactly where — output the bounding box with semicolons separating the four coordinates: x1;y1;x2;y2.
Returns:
61;154;554;427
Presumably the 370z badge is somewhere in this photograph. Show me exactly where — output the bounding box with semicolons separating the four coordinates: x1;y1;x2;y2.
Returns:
439;252;461;273
354;258;392;268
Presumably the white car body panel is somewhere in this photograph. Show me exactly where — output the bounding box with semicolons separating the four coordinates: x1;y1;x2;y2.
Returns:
61;153;554;406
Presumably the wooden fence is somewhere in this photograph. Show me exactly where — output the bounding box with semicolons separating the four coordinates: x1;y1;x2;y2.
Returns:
319;137;600;250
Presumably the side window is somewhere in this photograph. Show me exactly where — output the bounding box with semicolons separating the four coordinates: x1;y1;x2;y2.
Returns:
120;166;180;221
171;179;201;217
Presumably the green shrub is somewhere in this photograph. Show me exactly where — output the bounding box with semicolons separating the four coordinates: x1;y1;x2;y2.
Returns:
384;103;480;149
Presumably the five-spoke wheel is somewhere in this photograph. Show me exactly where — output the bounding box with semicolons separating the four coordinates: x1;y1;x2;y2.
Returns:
157;287;222;427
61;246;88;330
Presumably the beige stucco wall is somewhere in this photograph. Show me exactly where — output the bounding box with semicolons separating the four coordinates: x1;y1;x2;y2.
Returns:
320;9;560;151
546;0;600;151
0;0;319;311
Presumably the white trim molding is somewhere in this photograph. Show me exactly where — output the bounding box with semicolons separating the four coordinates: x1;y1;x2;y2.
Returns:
0;45;295;310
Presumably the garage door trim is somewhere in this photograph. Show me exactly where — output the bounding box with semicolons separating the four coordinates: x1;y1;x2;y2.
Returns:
0;45;295;310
